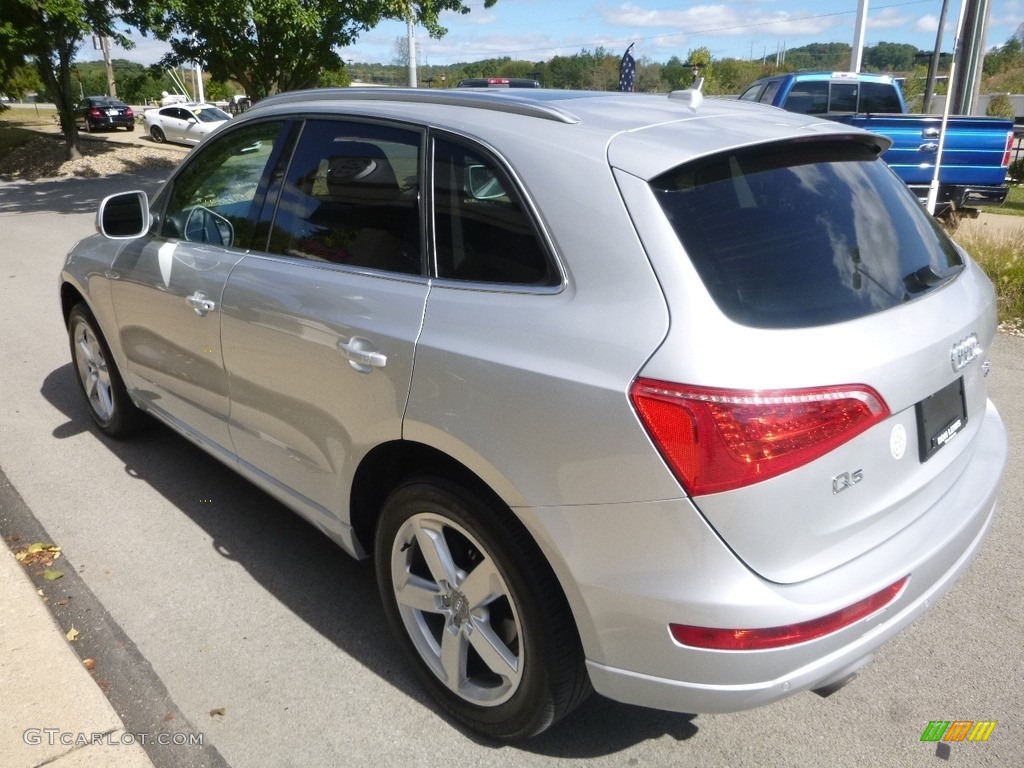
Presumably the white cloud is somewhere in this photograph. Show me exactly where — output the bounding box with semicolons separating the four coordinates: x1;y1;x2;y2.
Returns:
914;15;940;34
605;2;836;39
867;8;910;31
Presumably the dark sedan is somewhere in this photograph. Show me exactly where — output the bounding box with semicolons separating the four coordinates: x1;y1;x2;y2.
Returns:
77;96;135;132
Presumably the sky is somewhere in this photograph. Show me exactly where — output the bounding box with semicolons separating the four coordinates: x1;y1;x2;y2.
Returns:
96;0;1024;69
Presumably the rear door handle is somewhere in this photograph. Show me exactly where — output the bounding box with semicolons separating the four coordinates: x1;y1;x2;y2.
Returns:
338;337;387;373
186;291;216;316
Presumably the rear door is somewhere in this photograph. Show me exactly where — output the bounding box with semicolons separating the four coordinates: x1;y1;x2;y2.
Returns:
221;118;427;517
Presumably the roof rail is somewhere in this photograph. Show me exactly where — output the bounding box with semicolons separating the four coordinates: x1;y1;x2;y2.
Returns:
247;88;581;124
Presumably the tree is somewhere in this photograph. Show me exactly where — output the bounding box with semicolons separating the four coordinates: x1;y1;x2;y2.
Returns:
0;0;143;159
135;1;497;101
863;42;920;73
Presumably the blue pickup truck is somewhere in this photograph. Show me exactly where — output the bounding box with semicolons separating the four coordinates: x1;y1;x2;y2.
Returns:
739;72;1015;224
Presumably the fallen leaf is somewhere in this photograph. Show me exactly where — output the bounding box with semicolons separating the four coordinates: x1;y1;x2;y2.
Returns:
43;569;63;581
209;707;227;718
15;552;27;562
66;627;79;642
57;598;70;606
82;658;96;671
27;543;46;554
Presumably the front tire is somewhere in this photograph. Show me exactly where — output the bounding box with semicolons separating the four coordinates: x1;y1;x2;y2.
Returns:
68;304;143;438
375;478;590;739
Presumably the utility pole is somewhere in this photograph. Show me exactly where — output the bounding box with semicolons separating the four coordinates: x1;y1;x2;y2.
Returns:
948;0;992;114
97;35;116;97
407;17;418;87
850;0;869;71
923;0;952;113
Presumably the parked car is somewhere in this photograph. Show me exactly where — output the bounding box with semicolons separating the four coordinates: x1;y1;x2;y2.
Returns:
456;77;540;87
142;102;231;146
76;96;134;132
739;72;1015;226
60;87;1006;739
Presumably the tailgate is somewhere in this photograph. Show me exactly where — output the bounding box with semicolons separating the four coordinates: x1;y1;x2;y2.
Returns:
850;115;1014;186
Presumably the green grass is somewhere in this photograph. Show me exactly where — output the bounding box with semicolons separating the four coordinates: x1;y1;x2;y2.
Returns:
955;226;1024;328
997;184;1024;217
0;104;58;128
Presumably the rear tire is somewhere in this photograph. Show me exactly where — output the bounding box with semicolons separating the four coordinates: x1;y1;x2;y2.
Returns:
375;478;590;739
68;304;144;438
151;126;165;143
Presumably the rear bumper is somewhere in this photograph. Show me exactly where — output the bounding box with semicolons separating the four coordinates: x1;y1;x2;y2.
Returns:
908;183;1009;212
521;400;1006;714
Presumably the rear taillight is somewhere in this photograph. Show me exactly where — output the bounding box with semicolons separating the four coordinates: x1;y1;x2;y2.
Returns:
125;107;134;117
1001;131;1013;168
630;379;889;495
88;108;103;117
670;576;908;650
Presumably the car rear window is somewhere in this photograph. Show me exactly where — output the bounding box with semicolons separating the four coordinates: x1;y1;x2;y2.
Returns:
651;140;963;328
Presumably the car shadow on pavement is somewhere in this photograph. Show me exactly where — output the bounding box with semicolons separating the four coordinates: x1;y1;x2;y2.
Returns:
0;169;170;216
40;363;700;755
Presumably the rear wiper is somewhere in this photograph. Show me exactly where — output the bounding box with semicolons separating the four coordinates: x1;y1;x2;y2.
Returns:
903;263;963;294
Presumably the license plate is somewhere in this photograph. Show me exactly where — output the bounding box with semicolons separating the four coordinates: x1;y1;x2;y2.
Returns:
107;109;119;116
915;377;966;461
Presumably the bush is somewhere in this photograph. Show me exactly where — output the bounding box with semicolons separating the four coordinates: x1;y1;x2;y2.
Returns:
1010;158;1024;183
986;93;1016;118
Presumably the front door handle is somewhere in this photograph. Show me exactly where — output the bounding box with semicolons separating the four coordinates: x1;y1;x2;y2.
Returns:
186;291;216;317
338;337;387;373
918;143;939;153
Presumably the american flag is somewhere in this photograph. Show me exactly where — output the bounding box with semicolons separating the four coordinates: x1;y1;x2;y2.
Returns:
619;44;636;92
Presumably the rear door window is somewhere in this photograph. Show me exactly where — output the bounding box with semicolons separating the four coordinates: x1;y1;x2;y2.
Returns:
267;119;423;275
651;140;963;328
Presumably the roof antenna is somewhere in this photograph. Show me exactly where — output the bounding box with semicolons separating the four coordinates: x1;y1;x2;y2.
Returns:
669;61;705;108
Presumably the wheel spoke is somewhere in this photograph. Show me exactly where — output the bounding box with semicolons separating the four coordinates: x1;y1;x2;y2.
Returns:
439;624;468;691
467;618;520;680
459;556;502;611
413;519;462;588
393;571;443;614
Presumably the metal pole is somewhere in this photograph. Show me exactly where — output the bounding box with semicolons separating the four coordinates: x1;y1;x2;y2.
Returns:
850;0;869;71
923;0;951;113
407;18;418;88
927;0;969;215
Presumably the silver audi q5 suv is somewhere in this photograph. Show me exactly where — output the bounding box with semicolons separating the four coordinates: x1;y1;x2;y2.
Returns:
60;87;1006;739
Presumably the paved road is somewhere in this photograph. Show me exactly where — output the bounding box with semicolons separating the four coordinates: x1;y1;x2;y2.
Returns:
1;171;1021;767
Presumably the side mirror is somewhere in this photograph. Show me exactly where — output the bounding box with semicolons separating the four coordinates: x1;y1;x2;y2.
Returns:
97;191;151;239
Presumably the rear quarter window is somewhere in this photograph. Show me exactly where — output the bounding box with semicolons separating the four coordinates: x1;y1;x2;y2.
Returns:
651;140;963;328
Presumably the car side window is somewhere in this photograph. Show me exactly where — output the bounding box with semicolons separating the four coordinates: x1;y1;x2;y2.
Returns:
159;121;284;249
432;136;557;286
784;81;828;114
267;119;422;275
859;82;902;113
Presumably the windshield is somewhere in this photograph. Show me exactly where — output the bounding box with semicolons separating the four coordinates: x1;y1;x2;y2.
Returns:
193;107;231;122
651;140;963;328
